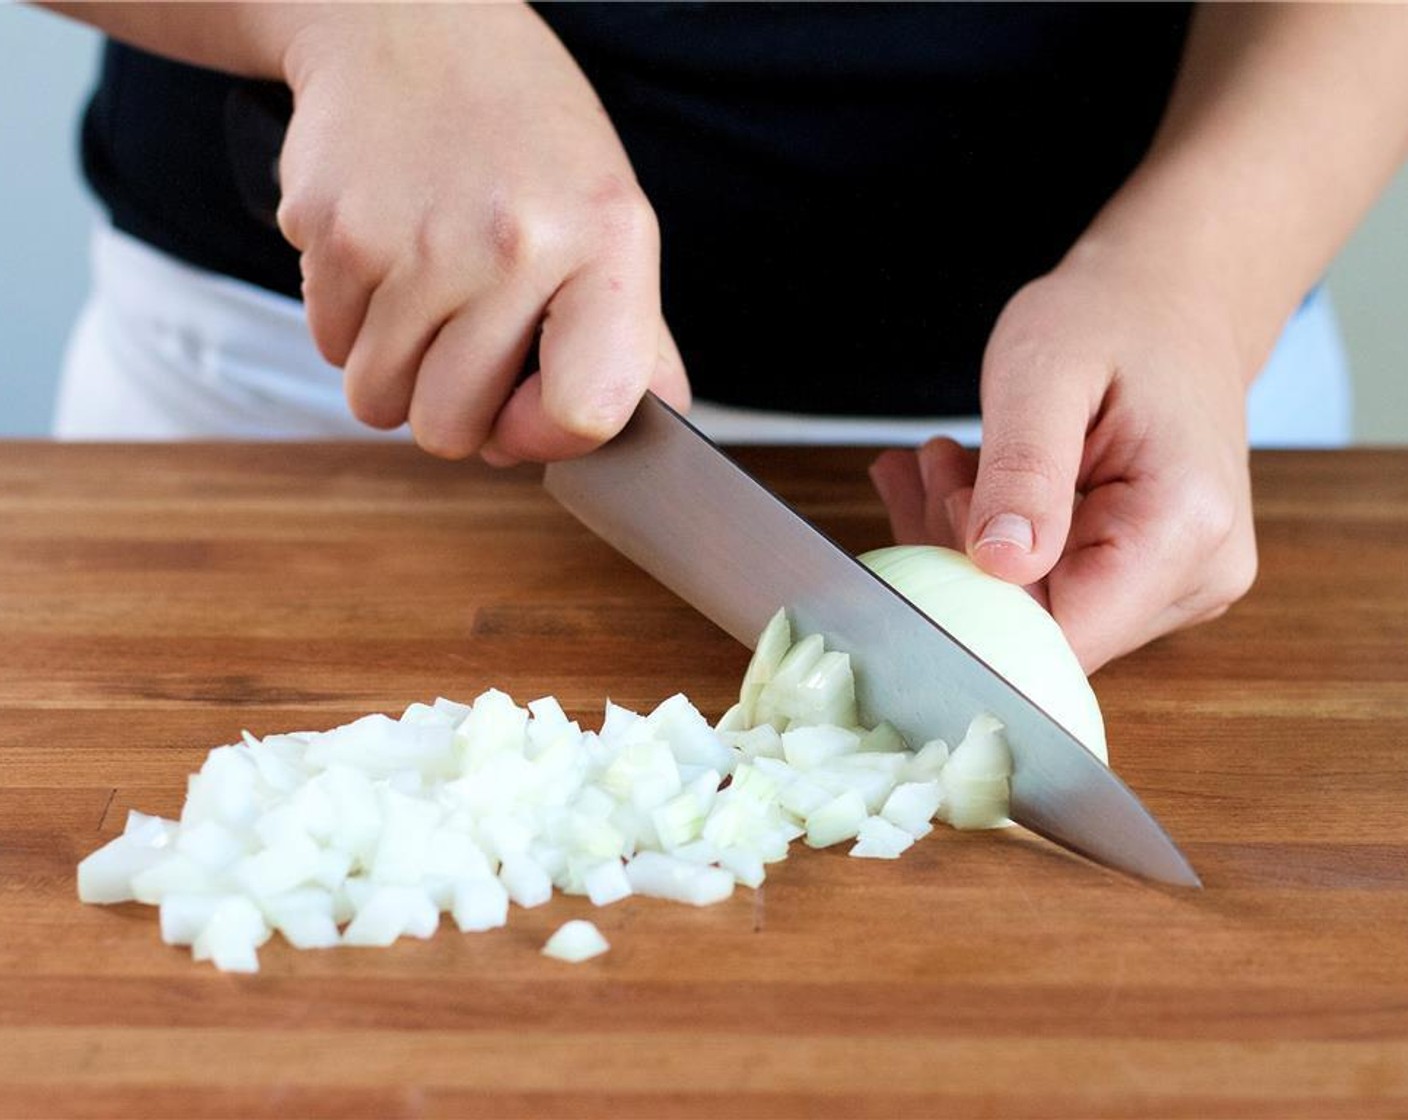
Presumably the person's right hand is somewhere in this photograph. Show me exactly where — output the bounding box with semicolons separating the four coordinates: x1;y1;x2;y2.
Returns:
275;3;689;462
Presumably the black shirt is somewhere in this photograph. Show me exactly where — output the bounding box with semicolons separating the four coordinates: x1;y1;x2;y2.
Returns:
80;3;1190;417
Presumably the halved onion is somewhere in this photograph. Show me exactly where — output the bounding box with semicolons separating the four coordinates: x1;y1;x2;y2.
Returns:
861;545;1107;763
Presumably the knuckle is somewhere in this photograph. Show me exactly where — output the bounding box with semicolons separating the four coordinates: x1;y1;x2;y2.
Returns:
552;382;639;446
918;437;977;490
1197;487;1241;544
472;193;561;281
322;209;377;280
349;399;406;432
987;279;1065;357
1218;537;1259;604
412;419;479;461
1164;476;1258;617
275;189;313;250
1185;547;1257;619
344;372;409;432
1164;470;1244;548
983;436;1064;493
318;200;385;279
307;319;353;370
588;178;658;253
304;293;359;369
483;198;539;275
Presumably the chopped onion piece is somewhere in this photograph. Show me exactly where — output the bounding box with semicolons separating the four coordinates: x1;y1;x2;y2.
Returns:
542;919;610;963
858;722;907;755
788;650;860;729
724;723;784;761
581;860;633;907
753;633;826;730
778;776;835;821
781;725;861;770
369;789;442;885
262;888;341;950
499;853;553;909
940;716;1015;831
736;608;792;726
78;824;176;904
625;852;734;906
231;835;322;900
716;846;766;889
131;853;222;905
804;790;869;849
809;764;897;816
880;781;944;839
191;896;270;973
451;874;510;932
906;739;951;783
944;797;1011;832
342;885;439;946
850;816;916;859
124;810;178;844
159;893;222;947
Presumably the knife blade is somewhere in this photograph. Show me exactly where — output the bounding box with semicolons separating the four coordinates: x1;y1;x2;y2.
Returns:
544;394;1199;887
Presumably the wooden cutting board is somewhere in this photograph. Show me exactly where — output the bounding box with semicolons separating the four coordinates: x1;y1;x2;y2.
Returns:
2;443;1406;1119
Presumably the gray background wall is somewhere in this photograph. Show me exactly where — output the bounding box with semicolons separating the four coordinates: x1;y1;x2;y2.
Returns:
1;6;98;436
3;5;1407;441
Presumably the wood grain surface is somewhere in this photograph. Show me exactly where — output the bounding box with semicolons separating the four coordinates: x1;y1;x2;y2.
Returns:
2;442;1406;1120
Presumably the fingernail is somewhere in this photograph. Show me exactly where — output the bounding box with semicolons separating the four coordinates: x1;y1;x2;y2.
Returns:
976;512;1034;553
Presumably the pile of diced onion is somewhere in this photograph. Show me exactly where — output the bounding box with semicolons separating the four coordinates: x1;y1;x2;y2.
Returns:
78;610;1012;972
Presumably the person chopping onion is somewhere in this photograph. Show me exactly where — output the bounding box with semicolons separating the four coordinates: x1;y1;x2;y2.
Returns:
41;3;1408;672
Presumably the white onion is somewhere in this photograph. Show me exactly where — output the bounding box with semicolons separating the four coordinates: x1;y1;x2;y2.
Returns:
159;893;221;947
939;714;1015;831
190;896;269;974
581;859;633;907
850;816;916;859
342;885;440;947
624;851;734;906
77;812;174;904
542;919;610;963
803;790;869;848
879;781;943;839
860;545;1108;763
261;888;341;950
450;875;509;933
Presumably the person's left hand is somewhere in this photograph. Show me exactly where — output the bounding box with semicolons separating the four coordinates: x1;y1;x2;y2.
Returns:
869;243;1259;673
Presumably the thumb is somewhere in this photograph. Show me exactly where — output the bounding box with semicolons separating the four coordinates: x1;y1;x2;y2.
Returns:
967;349;1093;587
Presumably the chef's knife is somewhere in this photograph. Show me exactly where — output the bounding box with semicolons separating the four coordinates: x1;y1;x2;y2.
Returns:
544;394;1200;887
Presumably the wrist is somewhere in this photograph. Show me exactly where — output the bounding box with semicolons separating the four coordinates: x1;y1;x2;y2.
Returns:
1063;154;1303;385
279;1;535;94
275;7;363;93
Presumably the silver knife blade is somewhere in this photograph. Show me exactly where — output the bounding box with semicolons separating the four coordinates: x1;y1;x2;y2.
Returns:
544;394;1199;887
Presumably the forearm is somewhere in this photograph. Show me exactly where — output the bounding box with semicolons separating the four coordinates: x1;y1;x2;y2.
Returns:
1070;2;1408;379
39;1;319;79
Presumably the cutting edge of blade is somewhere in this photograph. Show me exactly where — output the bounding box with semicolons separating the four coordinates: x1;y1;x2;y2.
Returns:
1010;804;1204;889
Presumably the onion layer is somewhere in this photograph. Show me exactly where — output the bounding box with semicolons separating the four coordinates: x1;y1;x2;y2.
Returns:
860;545;1108;763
